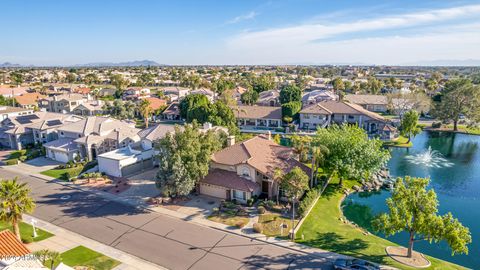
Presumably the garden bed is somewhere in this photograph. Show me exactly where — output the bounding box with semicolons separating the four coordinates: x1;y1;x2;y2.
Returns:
207;201;250;228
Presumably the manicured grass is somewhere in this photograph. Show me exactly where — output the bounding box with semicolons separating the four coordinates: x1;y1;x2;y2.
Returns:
208;212;249;228
0;221;53;243
40;166;84;180
258;213;298;237
60;246;120;270
383;135;412;148
296;178;466;270
446;124;480;135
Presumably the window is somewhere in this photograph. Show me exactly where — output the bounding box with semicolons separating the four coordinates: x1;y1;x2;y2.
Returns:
60;131;64;136
234;190;246;200
348;115;355;120
303;114;310;119
241;167;250;177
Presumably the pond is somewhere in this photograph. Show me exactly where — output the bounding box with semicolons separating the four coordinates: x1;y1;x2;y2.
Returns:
343;131;480;269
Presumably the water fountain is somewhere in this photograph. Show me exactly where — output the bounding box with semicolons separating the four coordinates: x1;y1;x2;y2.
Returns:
405;146;454;168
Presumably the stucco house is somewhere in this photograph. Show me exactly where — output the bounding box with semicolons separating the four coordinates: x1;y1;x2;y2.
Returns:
233;105;282;130
71;100;105;116
0;112;83;149
345;94;389;113
256;90;280;107
199;134;311;204
44;116;140;163
299;100;396;137
38;93;89;113
14;92;46;109
301;90;338;105
0;106;33;121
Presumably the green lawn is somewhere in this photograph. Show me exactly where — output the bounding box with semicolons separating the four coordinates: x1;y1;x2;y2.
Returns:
0;221;53;243
40;161;96;180
55;246;120;270
296;178;466;270
383;135;412;148
258;213;298;237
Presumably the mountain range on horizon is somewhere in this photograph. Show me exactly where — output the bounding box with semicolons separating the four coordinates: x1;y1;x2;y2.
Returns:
1;59;480;68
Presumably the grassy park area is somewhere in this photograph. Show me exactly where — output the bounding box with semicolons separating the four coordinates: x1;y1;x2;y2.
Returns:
295;178;466;270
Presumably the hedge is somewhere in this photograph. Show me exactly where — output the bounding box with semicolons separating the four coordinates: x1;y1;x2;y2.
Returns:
281;101;302;120
298;185;322;217
5;159;18;166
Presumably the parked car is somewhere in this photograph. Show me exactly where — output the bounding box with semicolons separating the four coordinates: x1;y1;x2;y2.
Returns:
334;258;380;270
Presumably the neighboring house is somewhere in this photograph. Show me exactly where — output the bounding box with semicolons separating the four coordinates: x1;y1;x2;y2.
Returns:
256;90;280;107
123;87;151;100
299;100;396;137
0;86;29;98
302;90;338;105
233;86;247;102
162;87;190;100
143;97;167;111
14;92;46;109
190;88;215;101
0;106;33;121
0;112;83;149
73;87;91;95
233;105;282;129
98;122;227;177
162;102;181;121
71;100;104;116
98;88;116;97
345;94;388;113
44;116;140;163
0;229;48;270
38;93;89;113
199;134;311;203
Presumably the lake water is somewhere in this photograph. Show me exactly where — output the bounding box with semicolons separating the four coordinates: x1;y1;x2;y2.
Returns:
343;131;480;269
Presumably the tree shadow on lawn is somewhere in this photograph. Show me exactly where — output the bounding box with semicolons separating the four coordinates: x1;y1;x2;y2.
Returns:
320;183;342;199
300;232;389;265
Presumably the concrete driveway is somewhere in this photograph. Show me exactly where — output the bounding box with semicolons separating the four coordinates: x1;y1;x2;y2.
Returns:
176;195;221;220
123;169;161;204
2;157;61;174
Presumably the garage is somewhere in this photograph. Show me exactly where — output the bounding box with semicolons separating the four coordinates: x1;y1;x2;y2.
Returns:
199;183;227;199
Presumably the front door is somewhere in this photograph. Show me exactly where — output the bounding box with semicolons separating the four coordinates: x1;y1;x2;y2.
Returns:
262;181;269;194
226;189;231;200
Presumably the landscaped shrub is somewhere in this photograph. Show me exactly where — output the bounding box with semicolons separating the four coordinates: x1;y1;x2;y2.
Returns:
253;223;263;233
19;155;27;162
257;206;266;214
61;172;71;181
432;122;442;128
235;220;247;228
247;198;254;207
5;159;18;165
298;185;322;217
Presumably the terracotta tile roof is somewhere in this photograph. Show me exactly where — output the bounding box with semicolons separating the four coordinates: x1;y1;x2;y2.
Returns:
74;87;91;95
0;230;30;256
212;135;311;177
144;97;167;111
233;105;282;120
201;169;260;192
162;102;180;115
14;92;46;106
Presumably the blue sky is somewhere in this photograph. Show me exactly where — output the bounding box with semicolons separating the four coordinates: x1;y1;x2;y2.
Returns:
1;0;480;65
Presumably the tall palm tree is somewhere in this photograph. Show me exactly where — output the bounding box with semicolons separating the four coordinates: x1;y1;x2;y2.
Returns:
0;178;35;241
139;99;152;128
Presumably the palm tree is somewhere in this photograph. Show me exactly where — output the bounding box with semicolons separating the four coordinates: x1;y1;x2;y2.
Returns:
139;99;152;128
310;145;329;187
47;251;62;270
0;178;35;241
33;249;62;270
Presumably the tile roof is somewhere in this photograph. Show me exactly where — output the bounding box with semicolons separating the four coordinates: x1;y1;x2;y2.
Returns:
299;100;385;122
233;105;282;120
14;93;47;106
43;138;79;152
138;123;178;141
212;135;311;177
144;97;167;111
162;102;180;115
0;106;32;114
345;94;388;105
0;230;30;257
0;86;29;96
201;169;260;192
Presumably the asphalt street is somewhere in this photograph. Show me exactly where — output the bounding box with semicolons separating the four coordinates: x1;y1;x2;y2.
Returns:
0;169;333;270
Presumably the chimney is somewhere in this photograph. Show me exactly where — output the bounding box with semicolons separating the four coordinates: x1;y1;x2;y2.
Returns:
267;131;272;140
227;135;235;146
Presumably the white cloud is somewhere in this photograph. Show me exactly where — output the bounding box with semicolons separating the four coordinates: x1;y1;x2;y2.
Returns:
227;11;258;24
223;4;480;65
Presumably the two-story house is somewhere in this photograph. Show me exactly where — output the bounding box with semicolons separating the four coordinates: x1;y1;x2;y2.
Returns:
233;105;283;130
299;100;397;137
38;93;89;113
199;134;311;204
345;94;389;113
43;116;140;163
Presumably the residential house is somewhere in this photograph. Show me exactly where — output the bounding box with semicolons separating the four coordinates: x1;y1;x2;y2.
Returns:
256;90;280;107
0;112;83;149
162;87;190;100
199;134;311;203
14;92;46;109
345;94;388;113
0;86;29;98
38;93;89;113
190;88;215;101
162;102;181;121
98;88;117;97
0;229;48;270
302;90;338;105
233;105;282;129
98;122;227;177
71;100;105;116
0;106;33;121
299;100;396;137
44;116;140;163
123;87;151;100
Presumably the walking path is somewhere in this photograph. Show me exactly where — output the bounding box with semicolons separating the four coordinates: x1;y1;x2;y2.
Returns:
24;215;167;270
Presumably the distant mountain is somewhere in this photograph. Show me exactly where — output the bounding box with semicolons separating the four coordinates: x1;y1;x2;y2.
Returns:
76;60;163;67
0;62;22;68
403;59;480;66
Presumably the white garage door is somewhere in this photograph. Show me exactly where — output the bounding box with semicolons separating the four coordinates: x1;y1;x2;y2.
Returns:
200;183;227;199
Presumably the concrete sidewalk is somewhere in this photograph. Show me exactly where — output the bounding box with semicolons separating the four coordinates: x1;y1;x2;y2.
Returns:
24;215;166;270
